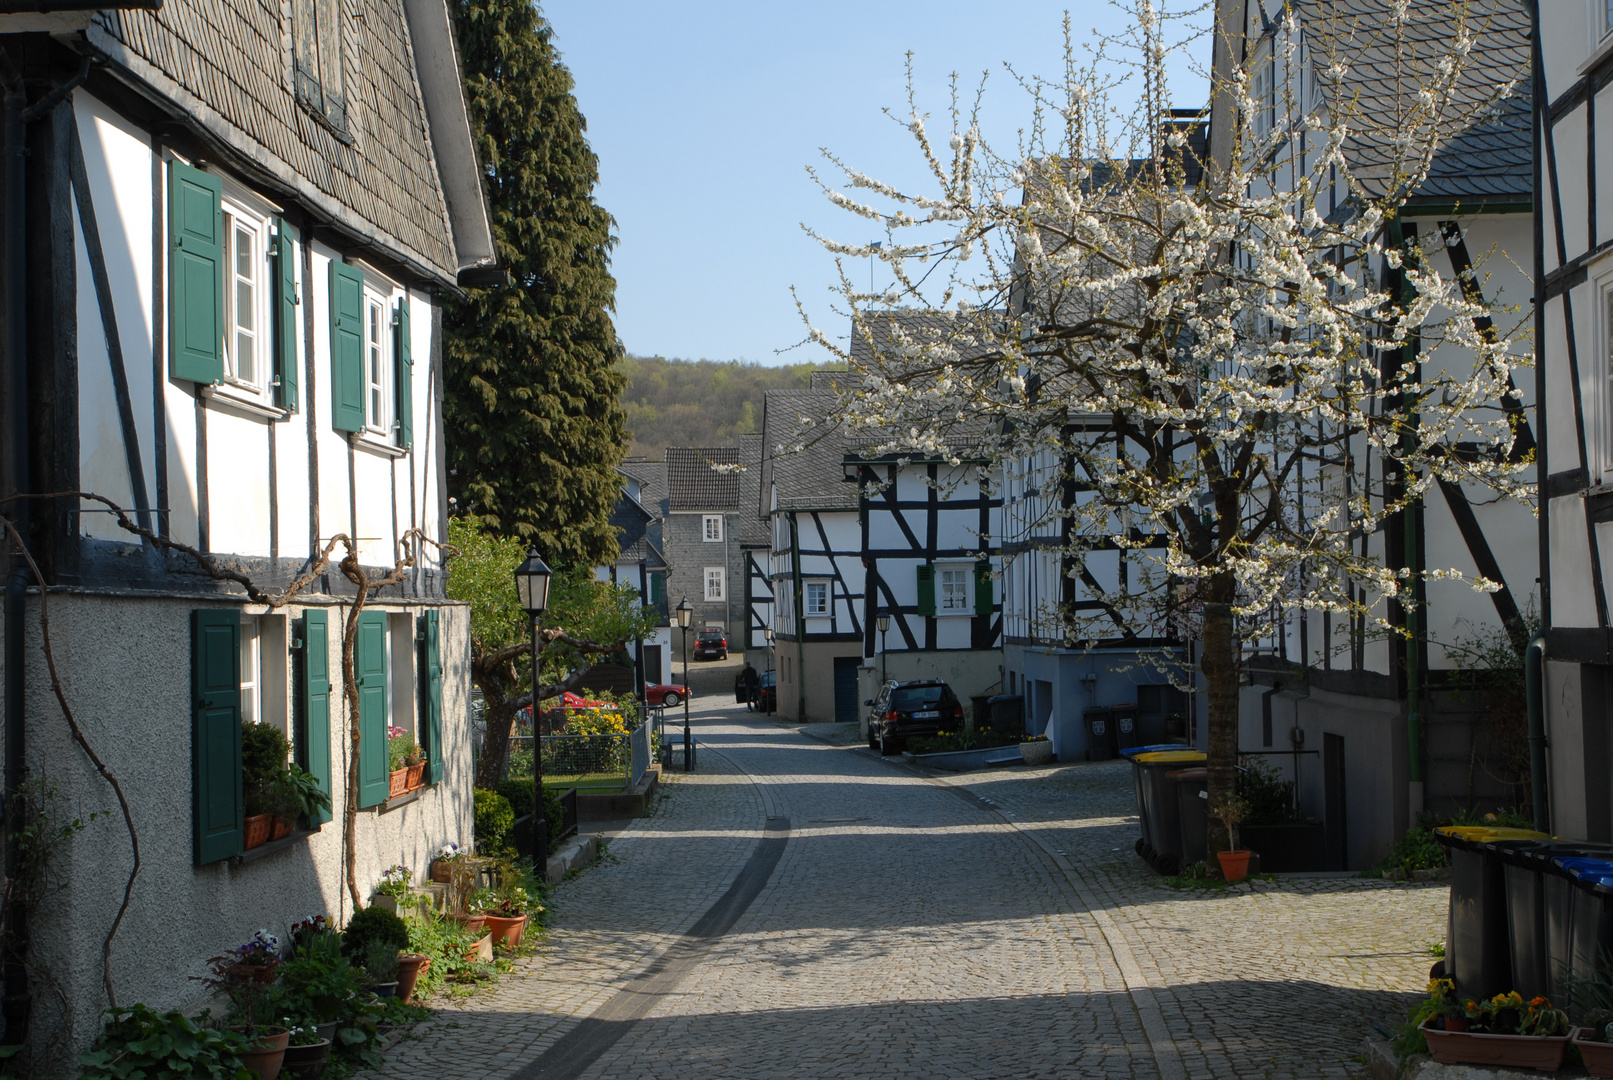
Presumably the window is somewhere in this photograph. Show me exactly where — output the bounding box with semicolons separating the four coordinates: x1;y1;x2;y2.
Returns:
1606;0;1613;35
239;617;261;726
1250;55;1273;139
224;214;265;390
939;567;972;612
704;567;725;602
292;0;348;134
804;581;828;616
365;293;392;436
703;515;724;542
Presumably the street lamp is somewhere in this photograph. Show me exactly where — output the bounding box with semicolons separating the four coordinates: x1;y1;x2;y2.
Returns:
513;548;552;866
876;609;891;686
676;597;694;770
765;626;776;716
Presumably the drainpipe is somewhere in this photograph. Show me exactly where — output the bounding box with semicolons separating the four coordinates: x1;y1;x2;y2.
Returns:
0;48;88;1046
790;513;805;721
1525;633;1550;832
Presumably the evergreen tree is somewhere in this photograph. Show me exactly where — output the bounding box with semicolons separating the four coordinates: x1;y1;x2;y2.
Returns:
445;0;626;566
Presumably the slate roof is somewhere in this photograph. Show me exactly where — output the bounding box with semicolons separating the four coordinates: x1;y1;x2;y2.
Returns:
1293;0;1530;204
736;434;770;545
665;447;744;512
620;459;668;513
761;390;858;512
88;0;471;284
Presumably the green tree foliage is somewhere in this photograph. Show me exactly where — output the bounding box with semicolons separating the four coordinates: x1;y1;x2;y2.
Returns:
446;518;658;787
446;0;626;566
618;356;838;459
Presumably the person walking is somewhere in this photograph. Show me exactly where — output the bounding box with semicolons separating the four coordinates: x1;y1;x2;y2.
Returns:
740;661;761;711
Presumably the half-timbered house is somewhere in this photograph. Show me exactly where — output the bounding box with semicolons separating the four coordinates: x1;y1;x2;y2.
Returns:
0;2;488;1053
737;433;774;658
596;474;671;692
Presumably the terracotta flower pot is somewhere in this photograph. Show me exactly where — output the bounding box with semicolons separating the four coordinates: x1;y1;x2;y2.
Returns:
244;814;273;850
230;1027;290;1080
448;912;487;934
484;913;528;949
271;816;293;841
1216;850;1252;882
395;953;431;1005
463;932;493;963
1420;1019;1569;1070
1444;1016;1469;1032
280;1038;331;1080
429;860;454;883
1574;1027;1613;1077
388;769;409;799
405;762;426;790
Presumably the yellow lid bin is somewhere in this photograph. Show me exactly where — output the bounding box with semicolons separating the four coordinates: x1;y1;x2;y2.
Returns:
1133;750;1208;765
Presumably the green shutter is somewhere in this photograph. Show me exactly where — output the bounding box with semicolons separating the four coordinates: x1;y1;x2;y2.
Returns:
168;161;224;384
329;260;365;433
275;220;299;413
299;610;332;824
975;563;993;616
916;564;936;617
356;611;390;808
425;610;444;784
192;610;242;864
394;295;413;449
649;572;664;605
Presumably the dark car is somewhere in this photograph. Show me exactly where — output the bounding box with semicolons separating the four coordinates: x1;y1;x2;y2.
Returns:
865;679;964;755
694;629;728;660
751;670;776;713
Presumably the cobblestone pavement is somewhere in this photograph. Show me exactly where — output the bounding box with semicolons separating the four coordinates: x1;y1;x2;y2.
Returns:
363;703;1445;1080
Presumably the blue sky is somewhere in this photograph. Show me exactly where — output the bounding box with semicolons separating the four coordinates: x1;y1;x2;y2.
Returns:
543;2;1209;366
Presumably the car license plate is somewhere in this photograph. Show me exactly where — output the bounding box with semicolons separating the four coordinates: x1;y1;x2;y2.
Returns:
914;710;939;719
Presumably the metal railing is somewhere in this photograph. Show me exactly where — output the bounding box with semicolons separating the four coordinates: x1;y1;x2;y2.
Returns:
629;721;651;789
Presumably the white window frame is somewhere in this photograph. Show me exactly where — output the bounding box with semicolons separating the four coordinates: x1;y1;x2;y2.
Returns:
240;616;262;726
704;567;725;602
1596;261;1613;483
216;186;276;405
804;580;829;617
937;564;974;615
703;515;724;542
363;288;394;438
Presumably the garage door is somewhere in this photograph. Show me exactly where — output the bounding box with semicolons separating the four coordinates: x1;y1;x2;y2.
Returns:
833;656;860;723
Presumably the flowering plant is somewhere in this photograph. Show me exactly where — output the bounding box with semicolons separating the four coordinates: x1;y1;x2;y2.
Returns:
377;865;412;898
288;915;336;958
388;732;423;772
285;1019;324;1047
232;929;280;967
1021;734;1048;744
436;842;466;863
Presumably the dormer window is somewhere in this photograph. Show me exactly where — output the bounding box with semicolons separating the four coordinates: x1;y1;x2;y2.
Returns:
292;0;348;136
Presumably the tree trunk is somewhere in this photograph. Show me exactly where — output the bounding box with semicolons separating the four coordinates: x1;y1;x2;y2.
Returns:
474;668;516;791
1201;592;1240;874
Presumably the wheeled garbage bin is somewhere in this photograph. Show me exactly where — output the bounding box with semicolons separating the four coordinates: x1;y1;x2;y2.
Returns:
1435;826;1550;1000
989;695;1025;736
1112;704;1141;755
1133;750;1207;875
1513;842;1613;1001
1085;707;1116;761
1171;766;1209;869
1494;839;1555;1001
1121;744;1190;854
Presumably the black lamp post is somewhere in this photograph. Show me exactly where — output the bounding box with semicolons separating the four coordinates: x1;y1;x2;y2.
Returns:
514;548;552;865
676;597;694;770
877;609;891;686
765;626;775;716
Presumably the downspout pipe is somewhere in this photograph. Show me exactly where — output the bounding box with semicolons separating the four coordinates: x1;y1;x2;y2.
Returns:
1526;633;1550;832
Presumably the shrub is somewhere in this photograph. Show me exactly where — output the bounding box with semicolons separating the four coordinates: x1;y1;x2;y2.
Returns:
270;952;369;1025
1372;825;1449;878
340;905;409;962
496;779;565;842
475;788;515;852
81;1004;250;1079
241;721;291;817
1237;756;1303;825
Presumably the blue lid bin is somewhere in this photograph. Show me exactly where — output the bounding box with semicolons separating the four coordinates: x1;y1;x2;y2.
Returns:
1553;856;1613;1006
1520;842;1613;1001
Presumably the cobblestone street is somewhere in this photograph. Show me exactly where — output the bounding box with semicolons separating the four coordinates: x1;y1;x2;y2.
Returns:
363;700;1445;1079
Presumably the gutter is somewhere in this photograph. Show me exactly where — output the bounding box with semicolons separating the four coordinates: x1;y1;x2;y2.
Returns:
1526;633;1550;831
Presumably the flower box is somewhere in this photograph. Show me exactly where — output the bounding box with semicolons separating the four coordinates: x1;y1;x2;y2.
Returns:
405;762;426;790
388;769;409;799
1574;1027;1613;1077
244;813;272;850
1420;1019;1569;1070
271;816;293;841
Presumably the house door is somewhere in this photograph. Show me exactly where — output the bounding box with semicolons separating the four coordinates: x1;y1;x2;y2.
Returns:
833;657;860;723
643;646;662;685
1324;732;1347;870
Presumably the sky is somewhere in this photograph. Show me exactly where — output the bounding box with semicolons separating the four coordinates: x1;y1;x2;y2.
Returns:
543;2;1210;367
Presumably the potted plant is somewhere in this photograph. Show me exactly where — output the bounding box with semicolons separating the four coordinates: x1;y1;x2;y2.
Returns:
1209;793;1251;882
430;841;467;883
1572;1014;1613;1076
242;721;293;850
278;1020;331;1080
362;941;400;997
452;885;493;934
481;877;537;949
198;932;290;1079
371;865;413;914
395;951;432;1005
1418;990;1571;1069
1019;733;1054;767
405;742;428;791
387;726;419;799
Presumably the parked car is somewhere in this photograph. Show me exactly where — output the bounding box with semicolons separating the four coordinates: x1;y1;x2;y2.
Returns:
865;679;964;755
751;670;776;713
694;629;729;660
645;683;689;707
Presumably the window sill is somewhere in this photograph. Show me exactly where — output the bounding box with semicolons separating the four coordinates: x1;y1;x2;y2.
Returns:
201;385;288;423
351;433;408;459
378;784;434;813
233;824;320;865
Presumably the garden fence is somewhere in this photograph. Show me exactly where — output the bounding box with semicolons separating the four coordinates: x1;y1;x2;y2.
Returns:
629;721;651;789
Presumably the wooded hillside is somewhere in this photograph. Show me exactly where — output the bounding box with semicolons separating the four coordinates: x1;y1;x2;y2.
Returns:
618;356;839;458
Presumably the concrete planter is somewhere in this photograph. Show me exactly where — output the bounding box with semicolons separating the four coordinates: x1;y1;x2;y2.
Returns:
902;745;1022;771
1020;740;1054;766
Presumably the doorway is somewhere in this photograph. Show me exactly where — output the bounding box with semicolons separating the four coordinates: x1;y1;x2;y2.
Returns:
1324;732;1347;870
833;657;860;723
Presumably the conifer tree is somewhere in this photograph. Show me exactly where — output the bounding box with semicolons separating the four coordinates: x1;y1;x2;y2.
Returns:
445;0;626;566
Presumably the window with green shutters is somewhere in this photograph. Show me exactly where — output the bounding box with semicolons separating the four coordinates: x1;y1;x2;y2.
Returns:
192;610;243;864
916;564;936;617
168;162;225;385
329;260;365;432
394;295;412;449
423;611;444;784
355;611;390;808
274;220;299;412
974;563;994;617
298;610;332;823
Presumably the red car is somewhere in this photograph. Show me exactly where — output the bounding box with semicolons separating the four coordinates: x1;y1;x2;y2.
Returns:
645;683;690;707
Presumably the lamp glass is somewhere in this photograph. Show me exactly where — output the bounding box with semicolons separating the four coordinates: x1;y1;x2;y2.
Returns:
877;611;891;633
513;549;553;615
675;597;694;629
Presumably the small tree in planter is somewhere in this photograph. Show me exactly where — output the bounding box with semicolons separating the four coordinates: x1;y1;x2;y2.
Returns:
1209;793;1249;881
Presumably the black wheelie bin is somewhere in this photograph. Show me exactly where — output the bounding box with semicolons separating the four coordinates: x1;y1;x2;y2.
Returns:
1133;750;1207;875
1435;826;1550;1000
